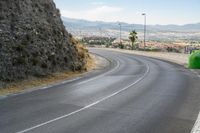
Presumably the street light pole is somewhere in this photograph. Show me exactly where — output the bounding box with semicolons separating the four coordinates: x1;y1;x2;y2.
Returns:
119;23;122;45
142;13;146;48
99;28;102;46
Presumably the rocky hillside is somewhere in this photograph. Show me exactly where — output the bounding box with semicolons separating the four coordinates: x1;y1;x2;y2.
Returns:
0;0;89;81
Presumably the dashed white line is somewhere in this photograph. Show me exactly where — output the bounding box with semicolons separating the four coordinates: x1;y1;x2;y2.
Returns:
16;63;150;133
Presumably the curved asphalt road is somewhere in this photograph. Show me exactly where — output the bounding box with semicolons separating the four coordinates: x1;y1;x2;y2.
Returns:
1;49;200;133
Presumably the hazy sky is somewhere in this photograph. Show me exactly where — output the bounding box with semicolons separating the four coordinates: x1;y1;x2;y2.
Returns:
53;0;200;25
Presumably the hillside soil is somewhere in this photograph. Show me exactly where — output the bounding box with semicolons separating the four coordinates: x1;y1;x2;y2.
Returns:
0;53;96;96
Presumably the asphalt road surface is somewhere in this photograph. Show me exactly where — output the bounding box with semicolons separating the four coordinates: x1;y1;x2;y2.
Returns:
1;49;200;133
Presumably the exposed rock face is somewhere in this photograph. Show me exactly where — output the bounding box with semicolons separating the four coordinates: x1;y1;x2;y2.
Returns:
0;0;88;81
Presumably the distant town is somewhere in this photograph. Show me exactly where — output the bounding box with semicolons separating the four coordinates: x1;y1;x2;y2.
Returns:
62;17;200;53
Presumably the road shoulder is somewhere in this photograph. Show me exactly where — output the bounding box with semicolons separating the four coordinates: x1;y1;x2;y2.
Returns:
0;53;109;98
90;48;200;133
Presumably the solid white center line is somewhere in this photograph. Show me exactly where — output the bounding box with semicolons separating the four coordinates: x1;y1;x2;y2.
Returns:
76;60;120;85
16;63;149;133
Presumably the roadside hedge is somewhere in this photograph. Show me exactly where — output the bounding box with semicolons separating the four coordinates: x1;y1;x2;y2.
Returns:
189;50;200;69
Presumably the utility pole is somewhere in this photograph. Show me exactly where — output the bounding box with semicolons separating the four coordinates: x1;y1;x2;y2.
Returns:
142;13;146;48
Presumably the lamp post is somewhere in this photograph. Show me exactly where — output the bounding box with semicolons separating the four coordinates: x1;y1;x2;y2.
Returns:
142;13;146;48
118;23;122;45
99;28;102;46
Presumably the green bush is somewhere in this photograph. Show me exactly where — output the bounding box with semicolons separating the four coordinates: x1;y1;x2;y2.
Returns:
189;50;200;69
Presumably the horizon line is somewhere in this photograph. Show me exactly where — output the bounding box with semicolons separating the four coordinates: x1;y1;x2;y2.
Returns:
62;16;200;26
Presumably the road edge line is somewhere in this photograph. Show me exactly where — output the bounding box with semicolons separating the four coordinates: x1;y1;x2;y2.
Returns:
16;62;150;133
190;112;200;133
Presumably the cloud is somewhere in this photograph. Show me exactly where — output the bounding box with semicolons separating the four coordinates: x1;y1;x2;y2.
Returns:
90;1;105;5
60;5;123;22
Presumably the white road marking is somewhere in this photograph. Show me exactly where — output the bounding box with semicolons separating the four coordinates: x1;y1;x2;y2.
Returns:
41;87;48;89
61;77;82;84
1;77;82;100
76;60;120;85
0;95;7;100
191;112;200;133
190;72;200;133
16;63;150;133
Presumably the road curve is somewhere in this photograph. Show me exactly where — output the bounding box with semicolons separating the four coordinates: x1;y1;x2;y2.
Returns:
0;48;200;133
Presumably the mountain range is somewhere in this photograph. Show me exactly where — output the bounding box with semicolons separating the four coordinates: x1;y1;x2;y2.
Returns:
62;17;200;32
62;17;200;41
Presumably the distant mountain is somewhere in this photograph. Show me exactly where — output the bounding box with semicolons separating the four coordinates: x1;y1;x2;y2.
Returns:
150;23;200;32
62;17;200;32
61;17;200;41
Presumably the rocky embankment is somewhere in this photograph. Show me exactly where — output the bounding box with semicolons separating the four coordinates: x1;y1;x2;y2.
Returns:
0;0;89;82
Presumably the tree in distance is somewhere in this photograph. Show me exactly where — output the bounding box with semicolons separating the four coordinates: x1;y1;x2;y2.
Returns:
129;30;138;50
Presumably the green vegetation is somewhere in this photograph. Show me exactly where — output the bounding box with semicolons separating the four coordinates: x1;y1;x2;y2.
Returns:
129;30;138;50
82;37;115;47
118;43;124;49
189;50;200;69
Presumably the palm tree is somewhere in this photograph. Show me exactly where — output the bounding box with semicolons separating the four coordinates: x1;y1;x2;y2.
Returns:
129;30;138;50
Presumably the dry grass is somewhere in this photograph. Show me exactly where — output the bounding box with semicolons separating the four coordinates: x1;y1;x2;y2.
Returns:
0;47;95;96
74;39;96;71
0;71;81;95
86;54;96;71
